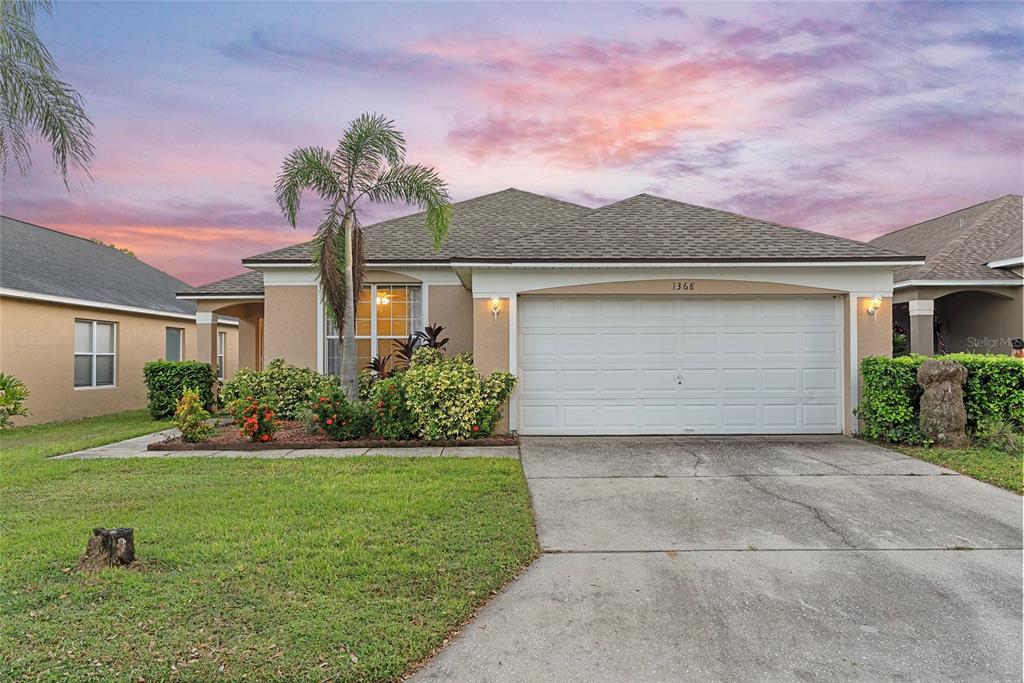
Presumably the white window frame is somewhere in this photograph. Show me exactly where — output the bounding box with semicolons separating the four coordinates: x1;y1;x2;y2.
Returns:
165;326;184;362
74;319;117;389
217;331;226;379
323;283;423;374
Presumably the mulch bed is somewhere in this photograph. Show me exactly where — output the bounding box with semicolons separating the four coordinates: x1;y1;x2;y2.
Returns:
149;420;518;451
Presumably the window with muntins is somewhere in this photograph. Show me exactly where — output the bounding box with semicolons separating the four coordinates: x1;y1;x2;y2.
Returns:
74;320;116;388
325;284;422;374
217;331;226;379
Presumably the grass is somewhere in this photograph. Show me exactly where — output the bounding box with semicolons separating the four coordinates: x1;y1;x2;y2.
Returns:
893;444;1023;494
0;410;537;681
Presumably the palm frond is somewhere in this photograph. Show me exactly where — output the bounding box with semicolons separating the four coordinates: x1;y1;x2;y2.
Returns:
274;146;340;227
312;208;347;330
361;163;452;250
333;112;406;195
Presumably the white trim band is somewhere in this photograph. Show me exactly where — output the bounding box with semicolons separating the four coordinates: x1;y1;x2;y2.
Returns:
1;287;237;325
986;256;1024;269
177;294;265;301
908;300;934;315
894;279;1023;288
457;260;925;269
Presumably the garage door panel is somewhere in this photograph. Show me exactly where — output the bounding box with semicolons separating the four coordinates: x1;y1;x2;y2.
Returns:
518;296;843;435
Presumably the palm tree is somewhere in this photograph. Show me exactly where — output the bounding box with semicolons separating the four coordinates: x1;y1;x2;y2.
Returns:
275;113;452;400
0;0;94;184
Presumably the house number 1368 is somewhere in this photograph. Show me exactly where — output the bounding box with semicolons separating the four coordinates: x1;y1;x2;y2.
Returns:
673;281;696;291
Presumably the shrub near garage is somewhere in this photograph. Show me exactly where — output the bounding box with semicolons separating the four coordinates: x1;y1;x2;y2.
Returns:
859;354;1024;443
221;359;337;419
143;361;216;419
402;348;517;440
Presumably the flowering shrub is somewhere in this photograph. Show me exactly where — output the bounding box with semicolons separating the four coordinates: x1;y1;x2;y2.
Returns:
230;396;277;442
174;387;215;443
221;359;337;419
402;347;517;439
311;393;372;441
369;376;416;440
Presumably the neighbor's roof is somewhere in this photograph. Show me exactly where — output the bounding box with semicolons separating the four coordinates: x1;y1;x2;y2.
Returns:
869;194;1023;282
1;216;197;316
240;188;914;267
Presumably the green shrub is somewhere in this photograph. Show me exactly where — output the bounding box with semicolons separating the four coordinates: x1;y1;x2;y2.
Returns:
858;353;1024;443
143;361;215;419
174;387;215;443
974;419;1023;454
311;393;372;441
221;359;337;419
357;369;376;401
369;376;416;440
402;347;517;440
0;372;30;429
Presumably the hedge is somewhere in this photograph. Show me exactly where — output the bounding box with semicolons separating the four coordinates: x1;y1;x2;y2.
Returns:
143;361;216;419
859;354;1024;443
220;359;338;420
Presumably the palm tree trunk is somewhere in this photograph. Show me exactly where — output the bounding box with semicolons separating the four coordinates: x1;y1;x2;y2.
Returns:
340;213;360;401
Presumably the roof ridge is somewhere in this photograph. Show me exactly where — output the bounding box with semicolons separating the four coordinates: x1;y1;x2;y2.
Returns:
913;195;1013;280
869;194;1008;242
639;194;911;258
495;193;641;251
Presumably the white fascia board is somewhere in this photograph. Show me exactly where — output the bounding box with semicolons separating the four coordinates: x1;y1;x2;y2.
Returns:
986;256;1024;269
457;260;924;269
893;279;1023;288
176;294;265;300
0;287;215;323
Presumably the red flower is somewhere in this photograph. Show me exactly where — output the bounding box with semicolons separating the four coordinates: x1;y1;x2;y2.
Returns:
260;434;270;442
377;401;384;408
472;425;480;432
325;419;333;425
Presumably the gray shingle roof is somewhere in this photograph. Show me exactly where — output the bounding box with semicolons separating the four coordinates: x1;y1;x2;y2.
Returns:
243;188;590;264
1;216;196;315
482;194;912;262
869;195;1023;281
178;270;264;297
241;188;913;266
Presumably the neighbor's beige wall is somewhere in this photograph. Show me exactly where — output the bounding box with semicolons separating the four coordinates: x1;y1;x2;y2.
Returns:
263;285;318;369
473;297;510;432
0;296;237;426
429;285;473;355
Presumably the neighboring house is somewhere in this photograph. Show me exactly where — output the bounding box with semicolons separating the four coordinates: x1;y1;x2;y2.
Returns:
869;195;1023;356
179;189;921;436
0;216;239;425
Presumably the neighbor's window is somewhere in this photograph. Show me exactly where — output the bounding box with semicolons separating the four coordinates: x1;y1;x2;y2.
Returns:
217;331;226;379
74;320;116;388
325;284;422;374
165;327;184;362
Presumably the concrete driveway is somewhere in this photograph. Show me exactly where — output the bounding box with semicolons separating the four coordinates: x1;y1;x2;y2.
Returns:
413;436;1022;682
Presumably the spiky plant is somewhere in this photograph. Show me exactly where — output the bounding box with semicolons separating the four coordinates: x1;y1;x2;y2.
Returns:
275;113;451;399
0;0;93;184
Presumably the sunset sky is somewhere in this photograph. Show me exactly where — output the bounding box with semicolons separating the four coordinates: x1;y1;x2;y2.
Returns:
2;1;1022;285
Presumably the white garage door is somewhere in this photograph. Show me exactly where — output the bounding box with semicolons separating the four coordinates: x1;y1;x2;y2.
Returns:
517;296;844;435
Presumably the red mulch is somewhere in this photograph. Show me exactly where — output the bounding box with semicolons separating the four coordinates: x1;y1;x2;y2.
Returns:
149;420;519;451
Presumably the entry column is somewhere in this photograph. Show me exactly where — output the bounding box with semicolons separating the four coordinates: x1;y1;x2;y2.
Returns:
908;299;934;356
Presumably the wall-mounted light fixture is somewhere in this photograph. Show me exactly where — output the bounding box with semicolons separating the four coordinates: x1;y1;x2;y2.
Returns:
866;295;882;316
376;291;390;306
489;297;502;321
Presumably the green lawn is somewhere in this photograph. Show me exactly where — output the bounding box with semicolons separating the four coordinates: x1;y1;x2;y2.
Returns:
894;444;1023;494
0;411;537;681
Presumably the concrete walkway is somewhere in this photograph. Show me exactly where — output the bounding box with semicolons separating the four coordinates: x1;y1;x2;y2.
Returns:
51;429;519;459
414;436;1023;682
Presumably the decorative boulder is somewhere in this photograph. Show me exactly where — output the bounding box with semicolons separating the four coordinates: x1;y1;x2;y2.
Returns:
916;359;969;447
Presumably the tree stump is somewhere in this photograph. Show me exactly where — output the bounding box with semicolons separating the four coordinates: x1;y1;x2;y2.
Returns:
917;359;969;447
75;527;136;572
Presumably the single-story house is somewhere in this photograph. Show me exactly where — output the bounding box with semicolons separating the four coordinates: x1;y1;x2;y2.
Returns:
0;216;239;425
179;189;923;436
869;194;1023;356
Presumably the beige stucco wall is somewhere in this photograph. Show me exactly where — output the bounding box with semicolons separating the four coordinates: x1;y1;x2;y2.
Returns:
263;285;318;369
473;297;510;432
429;285;473;355
0;296;237;426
